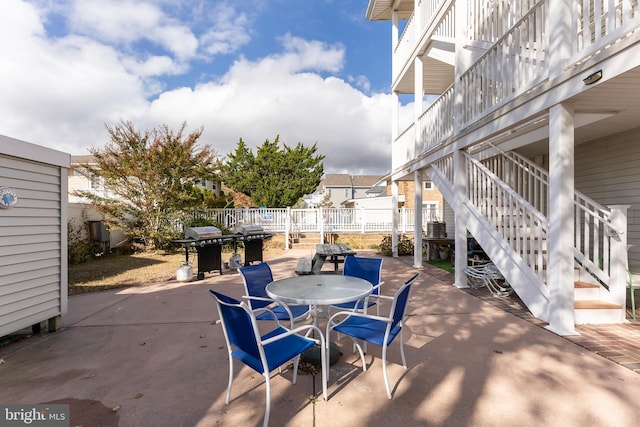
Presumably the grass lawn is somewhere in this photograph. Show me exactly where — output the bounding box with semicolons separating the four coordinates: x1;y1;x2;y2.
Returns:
425;258;455;274
68;246;287;295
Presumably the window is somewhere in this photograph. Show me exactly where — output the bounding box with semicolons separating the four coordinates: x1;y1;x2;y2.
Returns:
89;173;103;190
327;188;332;197
424;181;433;190
345;188;350;197
423;201;439;221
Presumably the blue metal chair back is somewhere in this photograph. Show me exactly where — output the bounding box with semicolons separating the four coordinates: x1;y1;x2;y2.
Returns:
390;273;419;328
239;262;274;310
209;290;262;368
344;256;383;295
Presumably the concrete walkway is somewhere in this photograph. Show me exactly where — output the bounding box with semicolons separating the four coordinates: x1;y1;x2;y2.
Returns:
1;250;640;426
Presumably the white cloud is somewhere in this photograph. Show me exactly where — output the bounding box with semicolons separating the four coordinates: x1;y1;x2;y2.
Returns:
200;3;251;56
0;2;148;151
278;33;345;73
122;55;186;78
69;0;199;59
0;0;393;174
146;38;392;173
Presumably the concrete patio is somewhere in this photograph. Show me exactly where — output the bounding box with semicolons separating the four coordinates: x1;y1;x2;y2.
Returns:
1;250;639;426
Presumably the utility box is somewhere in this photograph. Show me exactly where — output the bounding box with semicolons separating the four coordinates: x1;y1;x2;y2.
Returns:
90;220;110;242
426;221;447;239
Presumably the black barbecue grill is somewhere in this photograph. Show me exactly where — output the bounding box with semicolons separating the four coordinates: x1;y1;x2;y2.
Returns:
173;224;271;280
233;225;272;266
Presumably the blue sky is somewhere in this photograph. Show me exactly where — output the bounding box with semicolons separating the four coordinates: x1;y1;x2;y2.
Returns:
0;0;410;174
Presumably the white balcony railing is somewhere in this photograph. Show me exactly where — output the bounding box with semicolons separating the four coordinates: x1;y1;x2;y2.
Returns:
393;123;415;171
417;84;455;153
393;0;640;170
393;0;452;82
394;11;416;78
461;0;547;123
573;0;640;59
468;0;543;44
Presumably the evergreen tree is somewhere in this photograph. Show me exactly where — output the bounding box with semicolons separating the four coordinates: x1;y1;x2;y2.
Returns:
222;136;324;207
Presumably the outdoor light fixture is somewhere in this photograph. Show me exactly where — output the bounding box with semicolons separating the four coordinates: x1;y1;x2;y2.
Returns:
583;70;603;85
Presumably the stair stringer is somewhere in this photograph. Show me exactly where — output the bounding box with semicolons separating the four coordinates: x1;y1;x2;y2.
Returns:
428;163;551;322
465;200;550;322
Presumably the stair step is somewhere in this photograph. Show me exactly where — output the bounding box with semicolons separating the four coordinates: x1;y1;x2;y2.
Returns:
574;300;625;324
574;281;599;289
574;300;621;309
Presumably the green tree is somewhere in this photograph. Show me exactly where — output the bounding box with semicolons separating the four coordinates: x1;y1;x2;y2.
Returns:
222;136;324;207
75;121;220;250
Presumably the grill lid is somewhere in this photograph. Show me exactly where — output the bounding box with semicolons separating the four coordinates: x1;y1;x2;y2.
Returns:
234;224;265;235
184;226;222;240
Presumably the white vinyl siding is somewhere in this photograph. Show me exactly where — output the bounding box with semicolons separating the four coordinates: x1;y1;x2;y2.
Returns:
574;126;640;270
0;139;69;337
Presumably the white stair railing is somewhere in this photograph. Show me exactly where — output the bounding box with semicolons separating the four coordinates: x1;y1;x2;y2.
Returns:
476;145;622;285
465;152;549;285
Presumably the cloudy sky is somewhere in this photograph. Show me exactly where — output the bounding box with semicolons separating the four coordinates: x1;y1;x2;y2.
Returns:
0;0;412;175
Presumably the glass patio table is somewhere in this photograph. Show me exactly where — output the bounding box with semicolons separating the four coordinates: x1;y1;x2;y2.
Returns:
266;274;372;307
266;274;372;366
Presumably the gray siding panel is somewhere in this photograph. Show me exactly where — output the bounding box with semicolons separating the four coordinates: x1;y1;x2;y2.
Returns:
0;149;67;337
575;127;640;270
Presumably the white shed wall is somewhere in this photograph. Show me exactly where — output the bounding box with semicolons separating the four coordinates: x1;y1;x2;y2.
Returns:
0;135;69;337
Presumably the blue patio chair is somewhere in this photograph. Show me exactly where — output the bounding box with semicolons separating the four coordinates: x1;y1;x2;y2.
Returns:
331;256;384;315
209;290;327;427
240;262;310;327
326;273;420;399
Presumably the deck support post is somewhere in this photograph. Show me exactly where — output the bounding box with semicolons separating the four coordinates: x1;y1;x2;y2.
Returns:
454;149;468;288
392;180;399;257
413;170;424;268
547;102;577;336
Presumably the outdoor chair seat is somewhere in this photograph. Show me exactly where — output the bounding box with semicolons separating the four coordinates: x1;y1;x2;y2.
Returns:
210;290;327;427
327;273;419;399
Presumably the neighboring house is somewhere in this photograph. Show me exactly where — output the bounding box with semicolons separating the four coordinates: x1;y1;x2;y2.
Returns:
68;155;110;203
0;135;70;337
68;155;224;248
68;155;124;250
342;176;448;224
68;155;223;203
367;0;640;331
304;174;382;208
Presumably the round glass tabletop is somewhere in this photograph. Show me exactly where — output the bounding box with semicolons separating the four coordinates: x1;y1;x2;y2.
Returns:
266;274;372;305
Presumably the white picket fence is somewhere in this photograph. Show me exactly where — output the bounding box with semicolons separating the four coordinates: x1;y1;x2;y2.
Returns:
188;207;443;234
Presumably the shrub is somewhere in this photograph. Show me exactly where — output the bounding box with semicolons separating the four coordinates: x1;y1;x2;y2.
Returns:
67;218;96;264
378;234;414;256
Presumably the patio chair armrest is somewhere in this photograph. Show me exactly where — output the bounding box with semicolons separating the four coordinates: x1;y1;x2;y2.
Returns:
242;295;274;303
252;307;280;324
374;294;394;303
369;281;385;295
243;295;300;326
326;311;391;343
261;324;325;348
